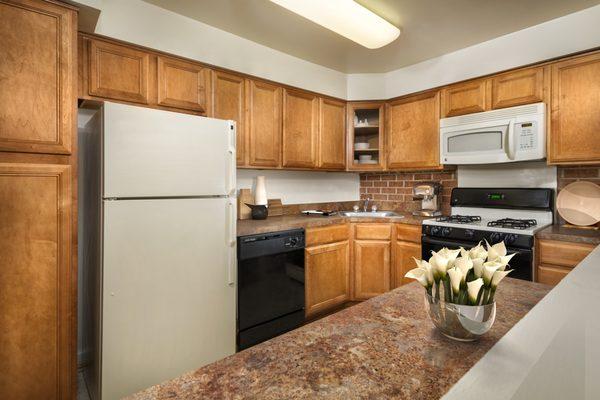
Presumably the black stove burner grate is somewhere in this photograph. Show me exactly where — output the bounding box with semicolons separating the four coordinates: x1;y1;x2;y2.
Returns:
436;215;482;224
487;218;537;230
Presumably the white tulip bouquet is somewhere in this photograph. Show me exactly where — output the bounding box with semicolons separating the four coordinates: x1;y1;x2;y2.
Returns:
405;241;515;306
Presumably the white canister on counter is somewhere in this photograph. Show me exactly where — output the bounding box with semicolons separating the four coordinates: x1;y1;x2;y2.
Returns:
254;175;268;206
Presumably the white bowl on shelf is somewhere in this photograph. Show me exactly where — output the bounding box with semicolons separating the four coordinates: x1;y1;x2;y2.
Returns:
359;154;373;162
354;142;369;150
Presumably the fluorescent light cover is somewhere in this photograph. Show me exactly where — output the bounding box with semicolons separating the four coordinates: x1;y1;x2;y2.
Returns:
270;0;400;49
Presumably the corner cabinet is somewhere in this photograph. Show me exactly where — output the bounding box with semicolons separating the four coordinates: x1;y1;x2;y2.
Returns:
386;90;441;170
536;239;594;285
549;52;600;164
347;102;385;171
282;89;319;168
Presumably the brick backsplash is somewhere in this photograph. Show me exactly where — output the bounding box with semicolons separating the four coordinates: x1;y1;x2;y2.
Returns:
359;170;457;215
557;166;600;189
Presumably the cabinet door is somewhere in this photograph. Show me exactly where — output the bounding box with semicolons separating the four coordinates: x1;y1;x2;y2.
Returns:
441;78;490;117
491;67;545;109
537;264;570;286
318;98;346;170
550;52;600;164
353;240;391;300
246;80;282;167
157;56;211;113
88;39;150;104
305;241;350;317
282;89;319;168
0;0;75;155
212;71;246;165
393;241;421;288
387;91;440;169
0;163;73;400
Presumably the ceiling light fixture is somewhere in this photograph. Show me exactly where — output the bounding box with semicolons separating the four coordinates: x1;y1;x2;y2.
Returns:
269;0;400;49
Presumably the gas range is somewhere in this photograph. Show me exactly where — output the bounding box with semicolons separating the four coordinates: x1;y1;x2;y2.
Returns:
421;188;554;281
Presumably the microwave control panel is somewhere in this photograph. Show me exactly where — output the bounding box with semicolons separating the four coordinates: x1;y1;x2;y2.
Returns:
516;121;537;151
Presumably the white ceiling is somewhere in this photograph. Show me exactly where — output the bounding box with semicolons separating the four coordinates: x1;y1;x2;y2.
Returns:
142;0;600;73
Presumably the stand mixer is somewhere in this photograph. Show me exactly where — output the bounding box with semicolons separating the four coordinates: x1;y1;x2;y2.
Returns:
412;183;442;216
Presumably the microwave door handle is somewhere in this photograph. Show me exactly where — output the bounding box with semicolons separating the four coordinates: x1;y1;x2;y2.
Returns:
506;119;517;160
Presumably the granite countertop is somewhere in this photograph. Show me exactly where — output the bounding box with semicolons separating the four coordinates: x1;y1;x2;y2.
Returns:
536;225;600;245
237;212;429;236
127;279;550;400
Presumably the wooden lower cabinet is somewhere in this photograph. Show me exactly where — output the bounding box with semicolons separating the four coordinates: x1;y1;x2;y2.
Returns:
393;241;421;288
305;241;350;317
535;238;595;286
353;240;391;300
0;163;74;400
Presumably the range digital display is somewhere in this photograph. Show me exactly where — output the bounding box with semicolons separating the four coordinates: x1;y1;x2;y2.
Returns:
488;193;504;200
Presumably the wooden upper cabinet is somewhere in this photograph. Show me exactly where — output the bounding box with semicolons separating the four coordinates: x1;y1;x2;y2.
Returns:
88;39;150;104
246;80;282;167
305;241;350;318
393;241;421;289
549;52;600;164
157;56;211;113
353;240;391;300
212;71;246;165
347;102;385;171
387;91;440;170
318;98;346;170
282;89;319;168
0;0;75;155
491;67;546;109
441;78;490;117
0;163;73;400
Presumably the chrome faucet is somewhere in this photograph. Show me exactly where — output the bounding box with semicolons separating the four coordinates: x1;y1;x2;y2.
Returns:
363;197;371;212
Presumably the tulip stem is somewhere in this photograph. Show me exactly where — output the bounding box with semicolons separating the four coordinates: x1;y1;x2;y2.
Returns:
487;288;497;304
443;279;451;302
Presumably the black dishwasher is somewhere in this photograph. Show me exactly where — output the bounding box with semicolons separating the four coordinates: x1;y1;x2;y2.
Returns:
237;229;305;350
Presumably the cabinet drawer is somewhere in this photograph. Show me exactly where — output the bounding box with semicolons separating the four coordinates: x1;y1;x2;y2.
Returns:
396;224;421;243
537;264;571;286
538;239;594;267
306;224;349;247
355;224;392;240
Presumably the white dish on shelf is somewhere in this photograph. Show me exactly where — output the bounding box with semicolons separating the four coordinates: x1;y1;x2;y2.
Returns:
556;181;600;226
354;142;369;150
358;154;372;162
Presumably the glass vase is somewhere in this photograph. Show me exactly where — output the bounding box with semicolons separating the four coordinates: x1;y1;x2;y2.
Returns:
424;292;496;341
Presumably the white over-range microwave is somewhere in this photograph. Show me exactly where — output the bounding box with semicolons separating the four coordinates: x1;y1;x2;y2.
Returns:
440;102;546;164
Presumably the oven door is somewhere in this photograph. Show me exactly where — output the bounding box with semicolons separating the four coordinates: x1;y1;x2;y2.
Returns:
441;119;515;164
422;236;532;281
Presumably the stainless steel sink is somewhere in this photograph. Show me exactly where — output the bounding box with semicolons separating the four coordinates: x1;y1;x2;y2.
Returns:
339;211;402;218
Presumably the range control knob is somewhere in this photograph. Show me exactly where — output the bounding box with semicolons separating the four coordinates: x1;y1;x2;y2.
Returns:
464;229;475;239
442;227;452;237
287;237;298;247
490;232;505;243
431;226;441;236
505;234;518;245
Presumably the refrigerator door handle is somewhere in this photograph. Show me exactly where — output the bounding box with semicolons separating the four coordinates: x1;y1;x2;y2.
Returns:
226;122;236;196
227;199;236;286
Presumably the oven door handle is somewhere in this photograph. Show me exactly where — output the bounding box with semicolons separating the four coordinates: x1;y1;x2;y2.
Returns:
422;236;531;255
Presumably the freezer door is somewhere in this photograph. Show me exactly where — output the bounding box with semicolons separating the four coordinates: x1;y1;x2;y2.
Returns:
103;102;236;198
101;197;236;400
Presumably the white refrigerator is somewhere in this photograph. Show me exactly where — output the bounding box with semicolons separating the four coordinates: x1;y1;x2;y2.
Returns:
81;102;237;400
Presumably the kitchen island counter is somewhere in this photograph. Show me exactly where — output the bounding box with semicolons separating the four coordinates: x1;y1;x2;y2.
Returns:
127;278;550;400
